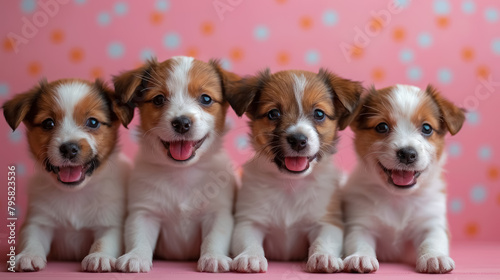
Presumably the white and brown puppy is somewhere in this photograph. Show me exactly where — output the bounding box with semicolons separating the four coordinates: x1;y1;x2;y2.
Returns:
112;56;239;273
226;69;362;273
342;85;465;274
2;79;131;272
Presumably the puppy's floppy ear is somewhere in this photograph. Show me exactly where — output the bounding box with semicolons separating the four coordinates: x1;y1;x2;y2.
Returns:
223;68;271;117
93;79;128;126
209;59;241;102
318;68;363;130
112;58;158;128
426;84;465;135
2;79;45;131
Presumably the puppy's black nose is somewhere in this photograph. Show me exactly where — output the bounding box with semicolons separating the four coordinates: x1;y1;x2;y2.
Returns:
171;116;191;134
59;142;80;160
287;133;308;152
397;147;418;164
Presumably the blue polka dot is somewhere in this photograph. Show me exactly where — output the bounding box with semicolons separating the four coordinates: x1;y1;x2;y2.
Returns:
0;83;9;97
130;126;140;142
462;1;475;14
220;58;232;71
322;10;338;26
74;0;86;5
97;12;111;26
450;198;463;213
466;111;480;125
437;68;453;84
140;48;155;61
108;42;125;59
417;33;433;48
434;0;450;15
407;66;422;81
114;2;128;15
492;38;500;55
16;163;26;176
236;135;248;150
448;142;462;157
8;130;22;143
470;185;487;203
485;7;499;22
163;33;180;49
156;0;170;11
394;0;410;9
305;50;320;65
253;25;269;41
478;146;492;160
399;48;414;63
21;0;36;13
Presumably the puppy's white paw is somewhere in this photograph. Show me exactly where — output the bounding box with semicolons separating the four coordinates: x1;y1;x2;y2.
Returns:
343;255;379;273
231;253;268;273
115;252;152;273
197;254;232;273
416;254;455;274
15;253;46;272
306;253;343;273
81;252;116;272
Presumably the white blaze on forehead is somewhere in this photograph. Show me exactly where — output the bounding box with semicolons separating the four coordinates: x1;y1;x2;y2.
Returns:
55;82;91;112
388;84;425;119
166;56;194;103
292;73;307;114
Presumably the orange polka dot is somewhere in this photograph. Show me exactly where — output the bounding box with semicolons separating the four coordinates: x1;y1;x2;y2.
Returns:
351;44;364;59
69;47;84;63
90;67;103;79
230;47;244;62
461;47;474;61
372;67;385;82
28;61;42;76
369;17;384;33
300;16;313;30
150;12;163;25
3;38;15;52
488;166;499;181
50;29;64;44
465;222;479;237
186;47;198;58
277;51;290;65
201;21;214;35
276;0;287;4
392;27;405;42
476;65;490;79
437;16;449;28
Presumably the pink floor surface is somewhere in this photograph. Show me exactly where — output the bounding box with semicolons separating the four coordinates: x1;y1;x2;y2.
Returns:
2;242;499;280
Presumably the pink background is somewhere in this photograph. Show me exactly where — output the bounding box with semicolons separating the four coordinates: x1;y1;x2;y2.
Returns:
0;0;499;264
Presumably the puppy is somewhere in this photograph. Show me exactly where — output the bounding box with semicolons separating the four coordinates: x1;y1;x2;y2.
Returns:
342;85;465;273
112;56;239;273
2;79;131;272
226;69;362;273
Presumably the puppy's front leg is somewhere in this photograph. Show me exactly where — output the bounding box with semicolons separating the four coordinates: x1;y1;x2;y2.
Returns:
230;221;267;273
306;223;343;273
15;222;53;272
116;210;160;273
82;226;122;272
415;227;454;274
343;225;379;273
197;210;233;273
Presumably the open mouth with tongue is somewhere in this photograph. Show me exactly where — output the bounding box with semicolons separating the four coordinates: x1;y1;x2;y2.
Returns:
45;158;99;187
282;155;316;173
378;162;422;188
161;135;207;162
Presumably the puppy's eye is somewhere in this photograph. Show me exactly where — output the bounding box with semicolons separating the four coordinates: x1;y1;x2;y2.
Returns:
375;122;389;134
313;109;325;121
42;118;55;130
199;94;212;106
422;123;433;136
267;109;281;120
152;95;166;106
86;118;100;129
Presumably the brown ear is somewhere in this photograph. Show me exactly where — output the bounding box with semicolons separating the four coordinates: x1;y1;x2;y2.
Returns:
2;80;44;131
318;68;363;130
223;68;271;117
426;85;465;135
210;59;242;102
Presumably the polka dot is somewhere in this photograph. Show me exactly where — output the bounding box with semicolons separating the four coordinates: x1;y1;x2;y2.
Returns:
150;12;163;25
434;0;450;15
276;0;287;4
230;47;244;62
163;33;181;49
130;126;140;143
465;222;479;237
114;2;128;16
462;1;475;14
394;0;410;9
21;0;36;13
3;38;15;52
478;146;492;160
466;111;480;125
372;67;385;82
436;16;449;28
399;48;414;63
449;198;463;213
50;29;65;44
322;10;338;26
201;21;215;35
350;45;364;59
392;27;406;42
491;38;500;55
417;33;433;48
97;12;111;26
69;47;84;63
470;185;487;203
108;42;125;58
484;7;498;22
155;0;170;11
461;47;474;61
185;47;198;58
8;130;22;142
28;61;42;76
254;25;270;41
140;48;155;61
437;68;452;84
305;50;320;65
90;67;103;79
299;16;313;30
235;135;249;150
407;66;422;81
369;17;384;32
488;166;499;181
476;65;490;79
16;163;26;176
277;51;290;65
448;142;462;157
0;83;9;97
74;0;86;5
220;58;232;71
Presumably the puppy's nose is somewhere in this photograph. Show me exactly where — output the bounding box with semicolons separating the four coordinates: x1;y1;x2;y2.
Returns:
59;142;80;160
397;147;418;164
287;133;308;152
171;116;191;134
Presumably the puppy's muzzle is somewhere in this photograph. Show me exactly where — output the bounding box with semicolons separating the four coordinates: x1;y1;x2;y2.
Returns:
59;142;80;160
287;133;308;152
396;147;418;165
171;115;192;134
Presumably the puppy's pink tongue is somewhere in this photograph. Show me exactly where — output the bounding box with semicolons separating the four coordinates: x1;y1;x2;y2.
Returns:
391;170;416;186
58;166;83;183
284;157;308;172
169;141;194;161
